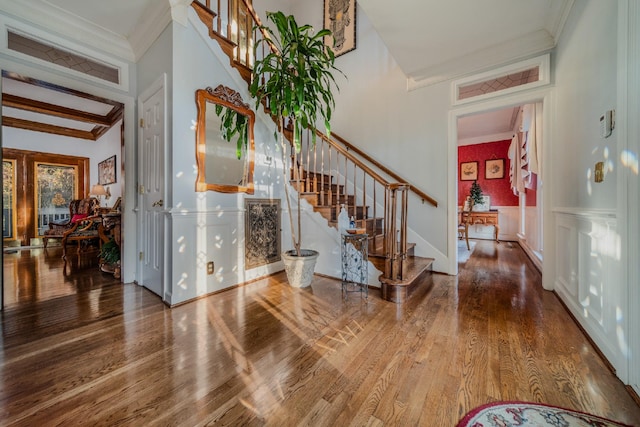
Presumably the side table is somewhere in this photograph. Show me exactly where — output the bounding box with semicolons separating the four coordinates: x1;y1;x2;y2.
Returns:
341;233;368;299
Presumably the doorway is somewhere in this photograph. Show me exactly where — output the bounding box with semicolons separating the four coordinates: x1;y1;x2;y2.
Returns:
448;90;551;277
1;72;125;309
455;104;543;269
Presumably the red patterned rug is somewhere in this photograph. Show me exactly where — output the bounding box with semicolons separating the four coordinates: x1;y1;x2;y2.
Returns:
456;401;633;427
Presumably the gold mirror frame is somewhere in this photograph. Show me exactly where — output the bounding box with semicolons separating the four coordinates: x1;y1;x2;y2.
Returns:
195;85;255;194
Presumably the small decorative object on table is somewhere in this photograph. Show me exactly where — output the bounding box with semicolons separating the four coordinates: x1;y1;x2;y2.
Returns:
338;204;350;234
341;233;368;299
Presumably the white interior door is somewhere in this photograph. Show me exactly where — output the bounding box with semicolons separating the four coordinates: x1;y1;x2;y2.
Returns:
138;75;166;298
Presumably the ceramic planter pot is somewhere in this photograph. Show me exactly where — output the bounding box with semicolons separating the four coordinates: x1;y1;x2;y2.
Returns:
282;249;319;288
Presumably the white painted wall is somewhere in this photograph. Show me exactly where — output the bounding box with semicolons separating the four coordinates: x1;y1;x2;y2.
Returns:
551;0;633;385
553;1;618;209
162;10;288;304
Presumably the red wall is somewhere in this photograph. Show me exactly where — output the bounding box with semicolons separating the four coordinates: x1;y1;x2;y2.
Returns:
458;139;518;207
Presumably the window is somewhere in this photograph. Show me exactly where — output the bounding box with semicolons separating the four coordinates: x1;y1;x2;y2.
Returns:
3;160;16;240
34;163;78;237
452;55;550;105
2;148;88;246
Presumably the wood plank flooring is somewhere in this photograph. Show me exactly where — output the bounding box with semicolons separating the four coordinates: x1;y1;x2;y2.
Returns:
1;241;639;426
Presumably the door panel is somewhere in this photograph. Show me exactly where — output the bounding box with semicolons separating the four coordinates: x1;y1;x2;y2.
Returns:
138;79;165;298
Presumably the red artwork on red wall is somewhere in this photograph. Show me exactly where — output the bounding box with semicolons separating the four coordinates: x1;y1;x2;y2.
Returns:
458;139;519;207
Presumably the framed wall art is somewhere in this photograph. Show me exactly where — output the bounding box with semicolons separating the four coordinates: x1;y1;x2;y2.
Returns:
485;158;505;179
460;161;478;181
245;198;281;269
98;155;116;185
324;0;357;57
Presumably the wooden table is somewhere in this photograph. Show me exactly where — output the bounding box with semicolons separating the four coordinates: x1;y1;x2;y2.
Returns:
459;210;500;242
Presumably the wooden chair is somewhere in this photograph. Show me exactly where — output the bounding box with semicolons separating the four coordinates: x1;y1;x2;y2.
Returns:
43;197;101;257
458;199;474;251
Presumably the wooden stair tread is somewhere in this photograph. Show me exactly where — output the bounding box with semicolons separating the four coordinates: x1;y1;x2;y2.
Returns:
379;256;432;285
380;256;434;304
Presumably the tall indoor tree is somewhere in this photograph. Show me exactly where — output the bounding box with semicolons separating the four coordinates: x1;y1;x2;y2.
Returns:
248;11;342;285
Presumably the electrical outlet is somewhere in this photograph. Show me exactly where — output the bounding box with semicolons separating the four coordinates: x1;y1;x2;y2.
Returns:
207;261;214;275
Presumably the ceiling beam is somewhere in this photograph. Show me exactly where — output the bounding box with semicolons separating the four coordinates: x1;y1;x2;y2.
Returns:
3;116;96;140
2;94;112;126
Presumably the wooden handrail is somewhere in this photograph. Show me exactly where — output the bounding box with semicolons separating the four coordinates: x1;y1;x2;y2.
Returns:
316;131;393;187
331;133;438;207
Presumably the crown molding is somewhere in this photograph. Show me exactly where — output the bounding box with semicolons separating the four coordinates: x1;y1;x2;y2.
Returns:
408;29;555;91
545;0;575;43
169;0;194;27
129;1;174;61
0;0;135;62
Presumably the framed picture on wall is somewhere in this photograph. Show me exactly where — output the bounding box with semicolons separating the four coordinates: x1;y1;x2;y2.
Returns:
98;155;116;185
324;0;357;57
485;158;505;179
460;161;478;181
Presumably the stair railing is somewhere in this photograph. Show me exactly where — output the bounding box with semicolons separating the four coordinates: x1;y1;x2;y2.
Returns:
192;0;412;281
192;0;257;83
331;133;438;207
291;127;410;282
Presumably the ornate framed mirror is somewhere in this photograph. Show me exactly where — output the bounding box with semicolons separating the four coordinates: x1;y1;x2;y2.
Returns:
195;85;255;193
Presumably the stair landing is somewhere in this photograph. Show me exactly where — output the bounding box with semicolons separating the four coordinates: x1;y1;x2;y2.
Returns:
377;256;434;303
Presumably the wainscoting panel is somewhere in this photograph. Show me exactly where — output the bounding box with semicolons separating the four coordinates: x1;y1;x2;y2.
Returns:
577;224;603;325
168;208;283;305
555;216;577;297
553;209;625;378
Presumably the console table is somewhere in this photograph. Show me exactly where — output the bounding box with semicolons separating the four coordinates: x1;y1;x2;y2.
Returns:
470;210;499;242
341;233;368;299
459;210;500;242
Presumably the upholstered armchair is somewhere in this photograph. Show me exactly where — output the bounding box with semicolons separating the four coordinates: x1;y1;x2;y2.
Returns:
43;197;101;256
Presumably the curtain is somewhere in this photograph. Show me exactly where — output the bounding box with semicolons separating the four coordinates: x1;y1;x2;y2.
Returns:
510;103;542;194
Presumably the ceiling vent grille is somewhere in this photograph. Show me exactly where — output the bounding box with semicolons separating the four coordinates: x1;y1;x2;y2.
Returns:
7;31;120;84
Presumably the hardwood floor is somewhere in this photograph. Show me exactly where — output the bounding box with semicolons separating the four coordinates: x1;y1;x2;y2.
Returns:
3;245;118;307
1;241;639;426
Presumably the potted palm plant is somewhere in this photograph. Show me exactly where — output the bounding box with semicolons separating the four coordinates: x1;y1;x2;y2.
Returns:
248;11;342;287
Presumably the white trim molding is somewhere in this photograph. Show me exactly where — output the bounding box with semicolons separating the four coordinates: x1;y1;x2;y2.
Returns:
617;0;640;393
0;15;130;91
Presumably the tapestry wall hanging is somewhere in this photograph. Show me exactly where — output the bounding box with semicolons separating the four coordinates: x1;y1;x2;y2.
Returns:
324;0;357;57
245;198;281;269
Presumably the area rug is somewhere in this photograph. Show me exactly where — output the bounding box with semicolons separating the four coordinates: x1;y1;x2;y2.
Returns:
456;401;633;427
457;239;476;264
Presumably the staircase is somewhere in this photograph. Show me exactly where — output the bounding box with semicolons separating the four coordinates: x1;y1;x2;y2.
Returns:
191;0;438;302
